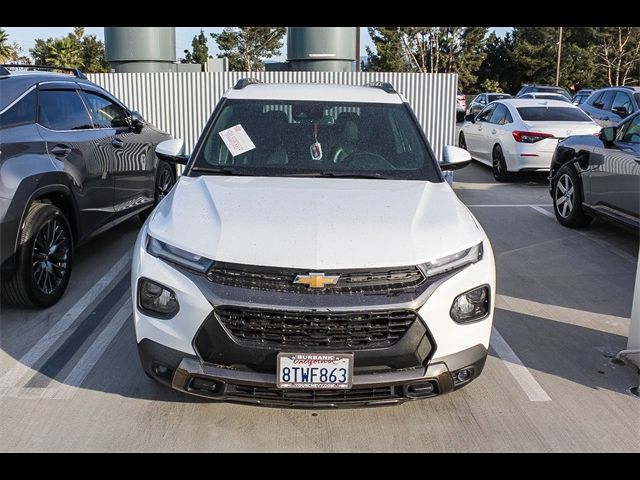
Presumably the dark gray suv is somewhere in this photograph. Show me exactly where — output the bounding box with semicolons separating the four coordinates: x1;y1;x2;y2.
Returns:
0;65;174;308
579;86;640;127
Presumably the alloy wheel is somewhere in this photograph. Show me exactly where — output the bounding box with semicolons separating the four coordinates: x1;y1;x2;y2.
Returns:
555;173;575;218
31;218;70;295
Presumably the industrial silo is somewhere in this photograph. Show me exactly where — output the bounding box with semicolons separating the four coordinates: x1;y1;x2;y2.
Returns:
104;27;177;73
287;27;357;72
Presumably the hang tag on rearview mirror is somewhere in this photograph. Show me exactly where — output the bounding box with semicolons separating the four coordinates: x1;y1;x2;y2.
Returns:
310;142;322;161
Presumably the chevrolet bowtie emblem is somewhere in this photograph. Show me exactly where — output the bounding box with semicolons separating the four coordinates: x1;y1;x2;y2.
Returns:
293;272;340;288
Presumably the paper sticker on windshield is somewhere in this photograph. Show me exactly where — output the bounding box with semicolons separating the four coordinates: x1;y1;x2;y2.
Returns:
219;124;256;157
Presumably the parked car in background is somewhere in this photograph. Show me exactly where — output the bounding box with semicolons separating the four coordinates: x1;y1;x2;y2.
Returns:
466;92;512;117
579;86;640;127
550;111;640;230
132;79;496;407
459;99;601;181
0;65;175;308
519;92;571;103
572;88;594;105
516;84;572;102
456;90;467;122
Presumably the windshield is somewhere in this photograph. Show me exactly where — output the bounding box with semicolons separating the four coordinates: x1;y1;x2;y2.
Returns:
517;107;592;122
487;94;511;102
535;87;572;100
190;99;440;181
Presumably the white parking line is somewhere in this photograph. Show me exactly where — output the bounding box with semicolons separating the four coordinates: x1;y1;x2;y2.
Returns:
490;327;552;402
56;300;132;400
0;252;132;390
528;205;637;265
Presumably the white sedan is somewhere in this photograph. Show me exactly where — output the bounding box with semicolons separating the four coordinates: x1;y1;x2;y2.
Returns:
459;99;601;181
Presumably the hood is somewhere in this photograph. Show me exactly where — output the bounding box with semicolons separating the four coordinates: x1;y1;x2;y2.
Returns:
148;176;482;269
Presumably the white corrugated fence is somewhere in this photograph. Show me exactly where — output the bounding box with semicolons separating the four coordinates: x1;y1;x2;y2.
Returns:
87;72;457;158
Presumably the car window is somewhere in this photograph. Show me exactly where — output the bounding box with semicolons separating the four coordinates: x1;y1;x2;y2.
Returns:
516;107;592;122
488;104;508;124
194;99;440;182
611;91;634;116
0;89;36;129
621;115;640;144
476;95;486;104
635;93;640;108
597;91;615;110
476;104;496;122
38;90;93;131
81;91;129;128
588;92;603;107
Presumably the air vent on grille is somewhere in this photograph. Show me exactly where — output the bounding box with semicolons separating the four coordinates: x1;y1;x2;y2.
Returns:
216;307;417;349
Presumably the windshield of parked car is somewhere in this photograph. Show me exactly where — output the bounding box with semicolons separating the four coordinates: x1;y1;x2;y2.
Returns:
190;99;441;181
534;87;572;100
516;107;592;122
487;94;511;102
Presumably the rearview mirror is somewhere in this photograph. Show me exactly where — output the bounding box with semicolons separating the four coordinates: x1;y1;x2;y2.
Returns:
600;127;616;145
156;139;189;165
464;113;476;123
130;111;144;131
441;145;471;171
611;106;628;117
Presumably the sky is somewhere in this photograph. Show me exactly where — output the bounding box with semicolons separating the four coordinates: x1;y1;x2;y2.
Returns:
2;27;513;61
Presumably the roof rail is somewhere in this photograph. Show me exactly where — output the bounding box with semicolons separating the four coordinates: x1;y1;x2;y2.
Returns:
0;64;88;79
364;81;396;94
233;78;263;90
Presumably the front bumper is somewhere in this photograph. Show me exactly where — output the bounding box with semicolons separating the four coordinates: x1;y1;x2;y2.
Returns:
138;338;487;408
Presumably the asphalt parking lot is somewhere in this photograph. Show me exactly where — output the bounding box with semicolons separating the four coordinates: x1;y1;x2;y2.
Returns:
0;161;638;452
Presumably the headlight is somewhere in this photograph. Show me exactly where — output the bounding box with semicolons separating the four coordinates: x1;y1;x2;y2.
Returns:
147;235;213;273
138;278;179;318
423;242;483;277
450;285;490;323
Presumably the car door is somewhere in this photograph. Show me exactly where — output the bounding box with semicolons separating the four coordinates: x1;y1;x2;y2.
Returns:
484;103;511;153
36;83;116;237
79;87;155;216
475;103;503;161
593;90;616;126
465;103;496;160
588;114;640;220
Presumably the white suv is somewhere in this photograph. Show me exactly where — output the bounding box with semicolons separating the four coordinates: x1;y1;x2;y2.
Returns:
131;79;496;408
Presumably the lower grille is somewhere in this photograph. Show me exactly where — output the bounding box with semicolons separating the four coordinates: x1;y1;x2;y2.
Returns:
215;306;417;349
231;384;402;404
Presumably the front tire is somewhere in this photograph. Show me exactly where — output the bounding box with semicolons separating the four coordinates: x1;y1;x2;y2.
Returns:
492;145;511;182
552;165;592;228
1;203;73;308
139;161;175;222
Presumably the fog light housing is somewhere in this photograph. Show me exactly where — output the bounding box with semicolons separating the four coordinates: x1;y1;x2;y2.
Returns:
138;278;179;318
450;285;490;323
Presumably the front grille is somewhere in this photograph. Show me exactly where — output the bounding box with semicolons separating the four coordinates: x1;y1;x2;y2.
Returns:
216;307;417;349
231;384;402;404
206;261;425;294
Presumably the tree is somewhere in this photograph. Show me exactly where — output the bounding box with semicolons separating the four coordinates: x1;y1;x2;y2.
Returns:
512;27;558;86
182;29;209;67
212;27;286;72
476;32;521;93
596;27;640;86
481;79;502;93
0;28;19;63
364;27;488;91
30;27;109;73
364;27;408;72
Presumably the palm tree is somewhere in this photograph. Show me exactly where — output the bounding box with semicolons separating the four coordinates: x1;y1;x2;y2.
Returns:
0;29;14;63
45;36;82;68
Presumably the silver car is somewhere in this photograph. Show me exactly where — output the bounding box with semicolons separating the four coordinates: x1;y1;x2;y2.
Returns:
466;92;512;117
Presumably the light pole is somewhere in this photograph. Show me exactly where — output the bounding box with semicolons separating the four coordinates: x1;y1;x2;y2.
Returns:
555;26;563;86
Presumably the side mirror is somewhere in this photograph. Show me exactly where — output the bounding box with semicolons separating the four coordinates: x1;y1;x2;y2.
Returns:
611;106;628;117
130;111;144;131
441;145;472;171
464;113;476;123
156;139;189;165
600;127;616;145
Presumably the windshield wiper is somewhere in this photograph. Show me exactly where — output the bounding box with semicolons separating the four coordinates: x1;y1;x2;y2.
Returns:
190;166;255;176
282;171;389;179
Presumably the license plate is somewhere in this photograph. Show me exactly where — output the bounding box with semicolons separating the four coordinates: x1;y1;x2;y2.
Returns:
277;353;353;389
